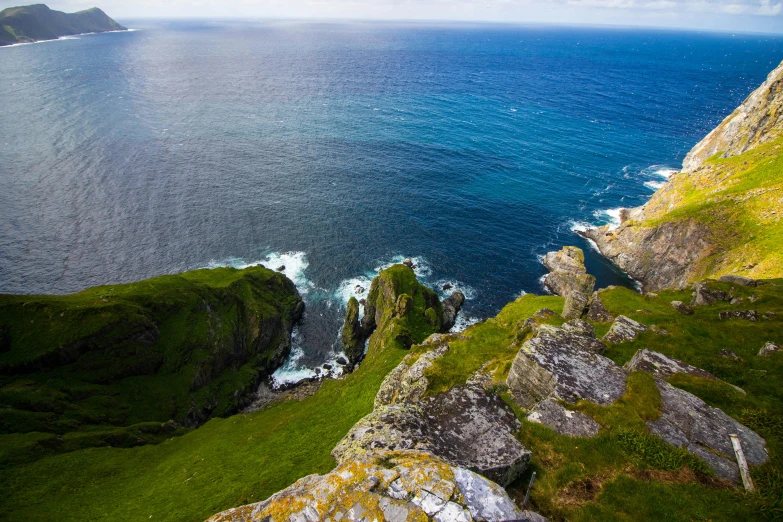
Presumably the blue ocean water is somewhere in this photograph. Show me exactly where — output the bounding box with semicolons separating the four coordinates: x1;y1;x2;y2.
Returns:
1;21;781;383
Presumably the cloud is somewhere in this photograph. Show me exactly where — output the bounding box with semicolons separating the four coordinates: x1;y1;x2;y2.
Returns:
757;0;783;14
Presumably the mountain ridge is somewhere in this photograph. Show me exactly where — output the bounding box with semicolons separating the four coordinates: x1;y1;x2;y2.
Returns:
0;4;126;46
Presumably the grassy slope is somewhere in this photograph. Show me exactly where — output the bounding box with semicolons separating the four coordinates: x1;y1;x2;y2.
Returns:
0;266;301;464
0;265;442;521
642;136;783;281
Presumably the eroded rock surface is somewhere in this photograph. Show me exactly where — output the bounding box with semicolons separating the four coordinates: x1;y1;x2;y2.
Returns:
670;300;694;315
334;385;529;487
602;315;648;343
207;450;545;522
441;292;466;332
624;349;716;381
691;281;731;306
526;399;600;438
648;380;768;483
586;292;615;322
542;246;596;320
718;274;761;287
375;341;450;408
719;310;759;321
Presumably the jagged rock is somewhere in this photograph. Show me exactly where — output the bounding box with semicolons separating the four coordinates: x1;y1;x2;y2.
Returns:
759;341;781;356
624;349;716;380
602;315;648;343
441;291;466;332
647;380;768;483
207;450;543;522
561;318;596;338
719;349;741;360
341;297;366;365
375;342;450;408
649;325;669;336
542;246;596;320
333;385;529;487
719;310;759;321
403;258;414;268
442;282;453;291
586;292;615;322
526;399;600;438
336;356;348;366
670;301;694;315
691;282;730;306
506;323;625;409
276;265;285;272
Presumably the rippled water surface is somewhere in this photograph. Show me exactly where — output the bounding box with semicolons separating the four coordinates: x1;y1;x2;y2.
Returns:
1;21;781;381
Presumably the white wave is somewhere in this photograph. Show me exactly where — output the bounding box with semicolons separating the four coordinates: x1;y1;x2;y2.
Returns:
204;251;312;294
644;180;666;191
270;329;349;389
652;167;677;178
539;274;552;294
434;279;476;301
335;275;374;307
452;314;481;333
592;208;623;230
569;221;591;233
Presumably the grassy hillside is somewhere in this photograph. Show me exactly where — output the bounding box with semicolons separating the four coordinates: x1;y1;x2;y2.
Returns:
0;266;302;465
0;4;125;45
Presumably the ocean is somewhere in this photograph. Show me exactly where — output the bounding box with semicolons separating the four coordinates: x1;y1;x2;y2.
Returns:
1;20;781;384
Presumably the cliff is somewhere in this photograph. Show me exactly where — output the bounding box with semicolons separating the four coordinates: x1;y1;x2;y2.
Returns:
581;59;783;291
0;265;302;460
0;4;126;46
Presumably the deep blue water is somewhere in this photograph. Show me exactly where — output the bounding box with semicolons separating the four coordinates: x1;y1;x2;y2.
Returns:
1;21;781;383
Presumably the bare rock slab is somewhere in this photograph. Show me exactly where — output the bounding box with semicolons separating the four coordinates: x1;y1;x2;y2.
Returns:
647;380;768;483
375;340;450;408
719;310;759;321
526;399;600;437
333;385;530;487
625;349;716;380
602;315;648;343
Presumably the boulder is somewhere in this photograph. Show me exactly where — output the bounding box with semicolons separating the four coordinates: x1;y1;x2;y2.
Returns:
586;292;615;322
718;274;759;287
624;349;716;380
542;246;596;320
719;349;741;360
602;315;648;343
759;341;781;356
207;450;545;522
526;399;601;438
441;291;466;332
506;323;625;409
333;385;529;487
375;341;450;408
403;258;414;268
647;380;768;483
719;310;759;321
670;301;694;315
691;282;730;306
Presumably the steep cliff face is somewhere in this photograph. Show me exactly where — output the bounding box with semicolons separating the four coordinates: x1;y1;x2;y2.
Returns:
582;59;783;291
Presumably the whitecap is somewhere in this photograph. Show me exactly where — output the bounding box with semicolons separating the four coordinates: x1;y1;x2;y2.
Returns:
451;314;481;333
204;251;312;294
643;180;665;191
652;167;677;178
592;208;623;230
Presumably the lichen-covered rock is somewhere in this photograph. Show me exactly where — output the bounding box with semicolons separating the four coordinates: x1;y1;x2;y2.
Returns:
670;300;694;315
647;380;768;483
506;323;625;409
333;385;529;487
624;349;716;381
206;450;542;522
586;292;615;322
691;282;731;306
375;341;450;408
441;292;466;332
541;246;596;320
526;399;600;438
719;274;760;287
759;341;781;356
718;310;759;321
602;315;648;343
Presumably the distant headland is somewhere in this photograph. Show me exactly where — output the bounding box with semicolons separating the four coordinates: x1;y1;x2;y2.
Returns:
0;4;126;46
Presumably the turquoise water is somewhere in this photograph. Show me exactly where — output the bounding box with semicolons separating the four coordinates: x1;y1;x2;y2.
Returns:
1;21;781;381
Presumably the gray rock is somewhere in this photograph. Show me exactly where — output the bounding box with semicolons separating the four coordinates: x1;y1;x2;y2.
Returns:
441;291;466;332
719;310;759;321
670;300;694;315
602;315;648;343
719;274;759;287
624;349;716;380
730;297;745;305
507;323;626;409
647;379;768;483
691;282;730;306
562;318;596;338
542;246;596;320
403;258;414;268
526;399;601;438
333;385;530;487
454;467;526;521
586;292;615;322
759;341;781;356
719;349;742;360
375;342;450;408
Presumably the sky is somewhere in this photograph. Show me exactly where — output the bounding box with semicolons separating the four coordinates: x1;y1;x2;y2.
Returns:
2;0;782;33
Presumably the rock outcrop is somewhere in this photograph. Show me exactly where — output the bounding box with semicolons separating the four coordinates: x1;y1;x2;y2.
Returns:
375;336;451;408
718;310;759;322
759;341;781;356
670;300;694;315
648;380;768;482
526;399;600;438
333;384;530;487
624;349;716;381
691;282;730;306
586;292;615;322
602;315;648;343
541;247;595;319
341;297;366;366
441;292;466;332
718;274;761;287
207;450;547;522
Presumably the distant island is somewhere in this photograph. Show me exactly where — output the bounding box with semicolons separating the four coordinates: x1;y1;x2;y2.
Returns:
0;4;126;46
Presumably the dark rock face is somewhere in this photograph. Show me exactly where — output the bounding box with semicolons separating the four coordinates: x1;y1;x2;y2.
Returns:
648;380;768;483
542;246;596;319
586;292;615;322
440;291;465;332
506;323;625;409
602;315;648;343
719;310;759;322
526;399;600;438
624;349;716;381
333;385;530;487
691;282;731;306
718;274;760;287
341;297;366;365
670;300;694;315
